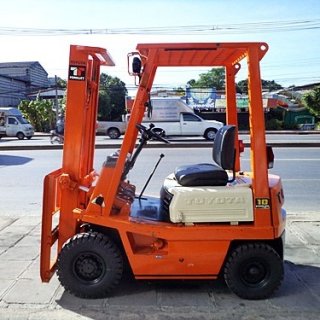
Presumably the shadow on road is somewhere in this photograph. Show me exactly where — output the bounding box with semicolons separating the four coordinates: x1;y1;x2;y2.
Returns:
55;261;320;319
0;154;33;166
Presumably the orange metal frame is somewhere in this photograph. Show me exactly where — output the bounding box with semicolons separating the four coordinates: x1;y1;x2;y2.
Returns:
41;43;285;282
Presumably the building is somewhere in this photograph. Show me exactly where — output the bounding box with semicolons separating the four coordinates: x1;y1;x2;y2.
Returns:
0;74;26;107
0;61;49;107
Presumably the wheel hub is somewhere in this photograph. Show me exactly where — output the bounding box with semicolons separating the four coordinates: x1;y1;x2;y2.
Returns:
242;261;267;285
74;253;105;283
207;131;216;139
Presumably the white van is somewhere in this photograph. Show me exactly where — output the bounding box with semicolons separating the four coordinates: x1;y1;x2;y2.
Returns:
0;107;34;140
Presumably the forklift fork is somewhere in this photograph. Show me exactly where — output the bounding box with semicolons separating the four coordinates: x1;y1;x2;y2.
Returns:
40;169;62;282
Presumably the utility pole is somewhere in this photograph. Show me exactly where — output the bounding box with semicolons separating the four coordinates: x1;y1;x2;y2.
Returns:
54;75;59;122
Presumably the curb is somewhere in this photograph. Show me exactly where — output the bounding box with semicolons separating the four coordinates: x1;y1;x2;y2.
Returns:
1;142;320;151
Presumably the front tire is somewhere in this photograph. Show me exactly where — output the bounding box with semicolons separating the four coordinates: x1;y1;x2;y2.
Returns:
16;132;25;140
57;232;123;298
151;128;166;140
224;243;284;300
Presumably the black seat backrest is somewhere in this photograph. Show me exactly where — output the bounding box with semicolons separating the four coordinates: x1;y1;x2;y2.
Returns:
212;125;236;170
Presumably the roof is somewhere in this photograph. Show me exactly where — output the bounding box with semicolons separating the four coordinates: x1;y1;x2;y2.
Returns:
28;88;65;98
0;73;27;83
291;82;320;91
0;61;48;76
136;42;268;67
0;61;38;68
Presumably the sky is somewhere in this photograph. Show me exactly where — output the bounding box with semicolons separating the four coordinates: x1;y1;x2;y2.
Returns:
0;0;320;92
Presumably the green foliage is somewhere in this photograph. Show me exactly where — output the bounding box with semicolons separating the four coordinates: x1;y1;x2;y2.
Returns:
98;73;127;121
18;97;55;132
237;80;248;94
174;87;186;96
237;79;282;94
56;77;67;89
268;107;285;121
187;69;282;94
284;123;299;130
262;79;283;92
187;68;225;90
265;118;283;130
303;86;320;117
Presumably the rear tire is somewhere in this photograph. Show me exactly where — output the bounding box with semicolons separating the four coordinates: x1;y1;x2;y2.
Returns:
204;128;217;140
57;232;123;298
50;136;60;144
107;128;121;139
224;243;284;300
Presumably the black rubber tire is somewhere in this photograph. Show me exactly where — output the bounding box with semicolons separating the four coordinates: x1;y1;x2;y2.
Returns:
151;128;170;143
57;232;123;298
224;243;284;300
153;128;165;137
16;132;25;140
204;128;217;140
107;128;121;139
50;136;61;144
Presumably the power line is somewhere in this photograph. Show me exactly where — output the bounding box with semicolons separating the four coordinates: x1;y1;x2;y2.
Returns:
0;18;320;36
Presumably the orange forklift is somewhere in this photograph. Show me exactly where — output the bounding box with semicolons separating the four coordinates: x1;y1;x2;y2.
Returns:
41;43;286;300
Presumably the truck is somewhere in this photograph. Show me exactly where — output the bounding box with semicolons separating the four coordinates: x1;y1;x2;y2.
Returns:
98;98;223;140
136;97;224;140
0;107;34;140
146;112;224;140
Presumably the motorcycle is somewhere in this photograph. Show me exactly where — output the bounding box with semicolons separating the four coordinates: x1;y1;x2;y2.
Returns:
50;129;64;144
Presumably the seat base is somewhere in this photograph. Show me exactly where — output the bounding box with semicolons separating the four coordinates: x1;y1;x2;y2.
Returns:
174;163;228;187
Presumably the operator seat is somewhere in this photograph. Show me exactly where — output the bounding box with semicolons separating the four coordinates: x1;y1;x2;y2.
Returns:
174;125;236;186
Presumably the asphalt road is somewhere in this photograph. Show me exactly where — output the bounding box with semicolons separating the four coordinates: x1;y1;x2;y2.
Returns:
0;147;319;216
0;131;320;150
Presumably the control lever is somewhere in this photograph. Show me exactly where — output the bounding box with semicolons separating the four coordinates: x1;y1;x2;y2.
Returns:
138;153;165;199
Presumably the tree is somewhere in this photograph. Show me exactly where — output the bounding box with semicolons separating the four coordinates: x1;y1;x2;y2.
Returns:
262;80;283;92
188;69;282;94
98;73;127;121
18;96;56;132
237;80;248;94
187;68;225;90
237;79;283;94
56;77;67;89
174;87;186;96
303;86;320;117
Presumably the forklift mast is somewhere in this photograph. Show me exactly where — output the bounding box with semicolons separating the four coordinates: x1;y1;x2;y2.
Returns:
41;45;114;281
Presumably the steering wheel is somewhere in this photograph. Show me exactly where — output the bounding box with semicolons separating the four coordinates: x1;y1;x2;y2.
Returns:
136;123;170;144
